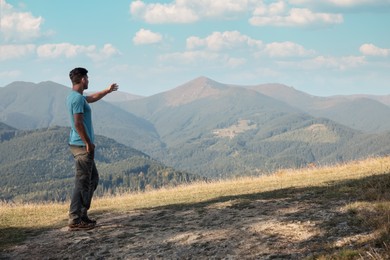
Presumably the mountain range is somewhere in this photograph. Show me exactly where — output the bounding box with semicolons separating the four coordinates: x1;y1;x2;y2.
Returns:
249;83;390;133
1;77;390;180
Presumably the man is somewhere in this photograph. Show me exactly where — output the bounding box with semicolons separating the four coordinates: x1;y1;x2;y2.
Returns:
66;67;118;230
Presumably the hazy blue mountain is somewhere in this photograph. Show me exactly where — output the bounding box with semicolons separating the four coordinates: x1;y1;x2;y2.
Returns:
249;83;319;110
0;81;162;152
101;90;144;103
0;81;70;129
250;84;390;133
310;98;390;133
349;94;390;106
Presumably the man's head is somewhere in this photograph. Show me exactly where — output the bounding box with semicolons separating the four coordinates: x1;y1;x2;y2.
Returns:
69;67;89;88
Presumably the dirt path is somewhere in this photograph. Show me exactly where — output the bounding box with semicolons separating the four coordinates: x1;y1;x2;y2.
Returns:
1;185;379;259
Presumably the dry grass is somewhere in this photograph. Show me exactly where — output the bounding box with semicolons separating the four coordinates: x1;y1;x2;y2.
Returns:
0;202;67;248
2;156;390;256
95;156;390;212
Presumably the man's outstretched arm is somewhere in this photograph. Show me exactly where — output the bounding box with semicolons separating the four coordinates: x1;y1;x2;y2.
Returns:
86;83;119;103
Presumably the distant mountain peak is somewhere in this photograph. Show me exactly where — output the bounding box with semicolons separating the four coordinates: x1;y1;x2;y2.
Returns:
163;76;228;107
189;76;225;87
3;81;36;89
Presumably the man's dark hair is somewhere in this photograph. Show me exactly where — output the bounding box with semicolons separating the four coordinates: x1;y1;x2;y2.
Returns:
69;67;88;85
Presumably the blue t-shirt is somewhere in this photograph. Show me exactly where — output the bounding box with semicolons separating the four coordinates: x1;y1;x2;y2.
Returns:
66;91;94;146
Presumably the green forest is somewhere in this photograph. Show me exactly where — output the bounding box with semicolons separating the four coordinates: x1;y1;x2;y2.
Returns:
0;125;200;202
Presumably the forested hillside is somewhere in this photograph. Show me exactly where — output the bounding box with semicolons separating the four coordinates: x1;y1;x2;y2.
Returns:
0;125;199;202
115;77;390;177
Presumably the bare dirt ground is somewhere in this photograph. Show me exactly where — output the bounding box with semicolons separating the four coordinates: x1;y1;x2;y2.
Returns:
1;182;382;259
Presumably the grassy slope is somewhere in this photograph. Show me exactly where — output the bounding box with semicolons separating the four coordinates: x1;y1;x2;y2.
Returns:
2;156;390;258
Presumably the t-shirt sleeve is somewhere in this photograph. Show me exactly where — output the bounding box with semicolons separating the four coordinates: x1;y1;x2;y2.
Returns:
72;95;85;114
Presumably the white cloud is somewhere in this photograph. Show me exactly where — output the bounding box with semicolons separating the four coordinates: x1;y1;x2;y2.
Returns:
190;0;251;17
269;1;287;15
36;43;119;61
184;31;314;65
162;31;320;71
281;55;366;70
359;44;390;57
159;49;247;70
130;0;253;24
250;6;343;27
158;30;263;69
332;0;390;7
289;0;390;9
0;41;119;61
0;0;12;11
133;29;163;45
159;49;247;69
315;55;365;70
87;44;121;62
186;31;262;51
0;0;44;42
129;0;351;27
0;44;35;61
37;43;95;58
130;0;146;14
130;0;198;23
262;41;315;57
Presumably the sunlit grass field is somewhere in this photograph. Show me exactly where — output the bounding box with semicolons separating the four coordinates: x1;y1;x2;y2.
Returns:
2;156;390;258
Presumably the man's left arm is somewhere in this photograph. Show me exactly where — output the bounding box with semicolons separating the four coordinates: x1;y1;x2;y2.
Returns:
86;83;119;103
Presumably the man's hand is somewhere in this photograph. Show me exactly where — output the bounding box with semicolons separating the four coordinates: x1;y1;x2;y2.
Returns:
86;143;95;153
87;83;119;103
86;143;95;159
106;83;119;93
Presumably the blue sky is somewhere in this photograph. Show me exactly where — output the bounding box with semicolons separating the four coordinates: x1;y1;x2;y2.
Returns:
1;0;389;96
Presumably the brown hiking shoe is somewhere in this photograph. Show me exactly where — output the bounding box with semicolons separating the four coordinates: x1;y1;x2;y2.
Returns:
68;221;96;231
81;216;97;225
